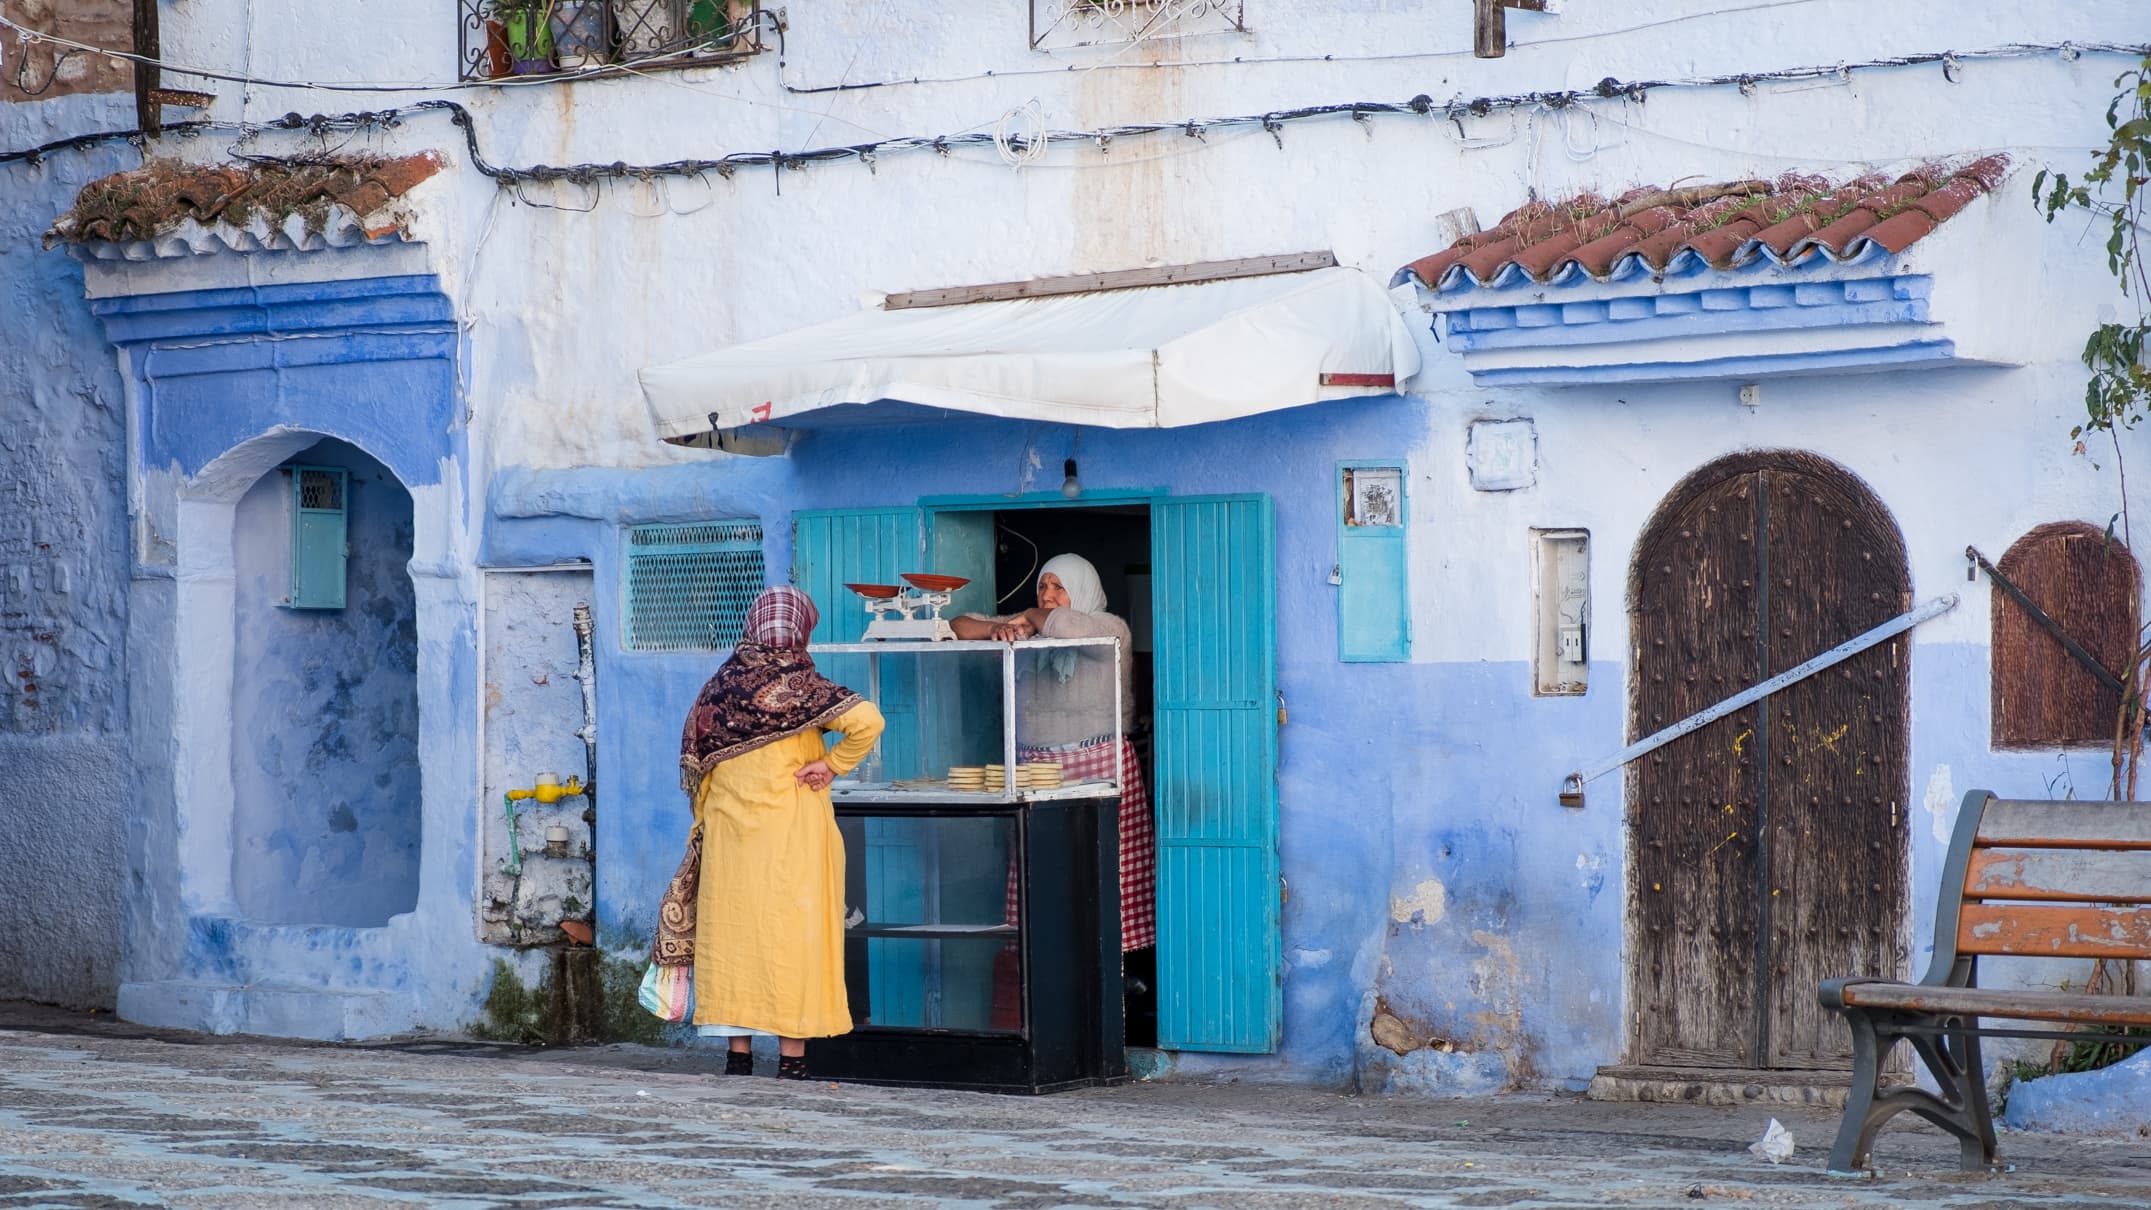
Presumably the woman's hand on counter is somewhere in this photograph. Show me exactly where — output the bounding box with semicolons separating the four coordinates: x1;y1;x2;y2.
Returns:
953;614;1036;641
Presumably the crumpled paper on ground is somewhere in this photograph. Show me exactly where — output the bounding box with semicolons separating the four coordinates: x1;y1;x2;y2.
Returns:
1748;1118;1795;1164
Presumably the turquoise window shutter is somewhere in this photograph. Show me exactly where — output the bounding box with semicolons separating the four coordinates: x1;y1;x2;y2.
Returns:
923;510;1005;771
790;507;924;777
793;508;930;1026
1337;462;1410;662
288;466;348;610
1152;494;1281;1053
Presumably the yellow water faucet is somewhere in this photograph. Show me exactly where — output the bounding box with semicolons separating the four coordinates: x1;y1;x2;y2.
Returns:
506;773;585;805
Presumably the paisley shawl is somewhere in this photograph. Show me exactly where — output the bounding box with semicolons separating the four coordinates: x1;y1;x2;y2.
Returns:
677;640;863;794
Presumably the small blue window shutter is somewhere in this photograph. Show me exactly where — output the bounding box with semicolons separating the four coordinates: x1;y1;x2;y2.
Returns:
792;507;928;1025
1152;494;1280;1053
1337;463;1409;662
289;466;348;610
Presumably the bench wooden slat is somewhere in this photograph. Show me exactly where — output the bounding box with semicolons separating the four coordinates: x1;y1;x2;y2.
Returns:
1975;801;2151;851
1836;980;2151;1026
1957;903;2151;959
1965;848;2151;904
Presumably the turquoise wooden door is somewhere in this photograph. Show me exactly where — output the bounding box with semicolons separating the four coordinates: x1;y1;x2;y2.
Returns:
1152;495;1280;1052
791;507;923;778
792;507;927;1023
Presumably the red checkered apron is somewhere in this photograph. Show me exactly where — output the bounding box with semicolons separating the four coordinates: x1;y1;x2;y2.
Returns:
1004;736;1155;950
992;736;1154;1028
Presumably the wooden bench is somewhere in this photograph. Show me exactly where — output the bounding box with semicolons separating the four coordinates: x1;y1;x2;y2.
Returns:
1818;790;2151;1174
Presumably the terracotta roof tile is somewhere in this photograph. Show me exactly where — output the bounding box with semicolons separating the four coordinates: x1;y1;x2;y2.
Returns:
48;152;444;248
1861;208;1939;254
1397;156;2009;292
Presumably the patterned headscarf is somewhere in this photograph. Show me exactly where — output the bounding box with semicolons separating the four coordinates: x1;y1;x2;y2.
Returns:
746;583;818;649
678;587;860;793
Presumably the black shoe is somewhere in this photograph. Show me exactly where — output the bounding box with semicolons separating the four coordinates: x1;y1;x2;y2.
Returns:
724;1051;754;1076
776;1055;809;1081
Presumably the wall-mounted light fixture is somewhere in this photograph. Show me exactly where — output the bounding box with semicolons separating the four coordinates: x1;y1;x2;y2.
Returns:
1061;458;1082;500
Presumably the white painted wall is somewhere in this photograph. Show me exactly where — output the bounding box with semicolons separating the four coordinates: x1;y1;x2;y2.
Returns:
127;1;2140;485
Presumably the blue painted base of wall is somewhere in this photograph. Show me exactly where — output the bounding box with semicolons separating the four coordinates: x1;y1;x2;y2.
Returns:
2002;1050;2151;1135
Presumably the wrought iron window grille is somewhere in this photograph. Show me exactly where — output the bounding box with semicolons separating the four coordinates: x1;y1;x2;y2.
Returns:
458;0;766;83
1029;0;1247;52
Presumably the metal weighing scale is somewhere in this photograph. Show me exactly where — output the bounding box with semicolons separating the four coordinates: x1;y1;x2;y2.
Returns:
845;573;970;641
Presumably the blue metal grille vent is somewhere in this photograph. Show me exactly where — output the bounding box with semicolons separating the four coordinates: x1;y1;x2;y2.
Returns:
625;521;766;651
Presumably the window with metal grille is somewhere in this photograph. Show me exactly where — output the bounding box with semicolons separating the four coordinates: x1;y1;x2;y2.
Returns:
455;1;767;82
1991;522;2142;748
288;465;349;610
625;521;766;651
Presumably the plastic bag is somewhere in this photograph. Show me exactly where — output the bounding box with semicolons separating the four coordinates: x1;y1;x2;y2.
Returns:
637;961;694;1022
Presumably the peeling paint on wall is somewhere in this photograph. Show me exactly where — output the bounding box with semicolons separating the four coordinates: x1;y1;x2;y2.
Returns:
1924;764;1956;844
1389;877;1448;928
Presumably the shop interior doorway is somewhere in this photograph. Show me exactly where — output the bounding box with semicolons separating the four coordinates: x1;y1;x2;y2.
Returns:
980;503;1156;1047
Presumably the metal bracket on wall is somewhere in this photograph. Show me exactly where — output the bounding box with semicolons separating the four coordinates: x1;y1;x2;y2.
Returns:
1965;544;2125;692
1556;594;1960;808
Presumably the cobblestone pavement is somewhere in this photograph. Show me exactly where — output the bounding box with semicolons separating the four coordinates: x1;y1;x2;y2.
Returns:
1;1003;2145;1208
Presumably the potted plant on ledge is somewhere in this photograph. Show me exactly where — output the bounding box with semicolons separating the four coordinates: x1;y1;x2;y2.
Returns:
549;0;612;69
496;0;556;74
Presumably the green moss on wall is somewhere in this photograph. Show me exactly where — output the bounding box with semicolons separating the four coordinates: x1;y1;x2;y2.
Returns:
468;940;674;1047
470;957;548;1044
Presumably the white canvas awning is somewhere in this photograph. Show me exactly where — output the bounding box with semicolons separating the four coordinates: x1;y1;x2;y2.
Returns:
639;265;1421;437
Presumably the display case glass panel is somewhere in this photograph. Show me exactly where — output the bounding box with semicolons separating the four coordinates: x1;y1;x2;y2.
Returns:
840;813;1017;1032
817;638;1122;802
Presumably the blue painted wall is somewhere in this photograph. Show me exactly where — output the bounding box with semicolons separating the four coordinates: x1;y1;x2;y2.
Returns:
230;438;422;927
97;277;459;489
86;271;488;1040
490;395;1639;1086
0;90;139;1008
490;398;2137;1090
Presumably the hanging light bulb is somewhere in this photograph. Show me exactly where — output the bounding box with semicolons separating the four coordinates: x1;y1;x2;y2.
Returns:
1060;458;1082;500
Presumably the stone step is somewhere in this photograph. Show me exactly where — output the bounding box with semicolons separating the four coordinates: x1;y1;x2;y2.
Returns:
117;981;419;1042
1586;1064;1861;1108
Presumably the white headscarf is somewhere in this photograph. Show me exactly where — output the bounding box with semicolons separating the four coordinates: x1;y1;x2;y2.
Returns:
1037;553;1108;682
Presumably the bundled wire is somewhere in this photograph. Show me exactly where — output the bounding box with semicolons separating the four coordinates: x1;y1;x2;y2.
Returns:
4;34;2146;200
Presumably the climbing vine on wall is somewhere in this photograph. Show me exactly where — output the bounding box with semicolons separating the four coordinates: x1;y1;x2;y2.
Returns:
2023;53;2151;1078
2035;53;2151;438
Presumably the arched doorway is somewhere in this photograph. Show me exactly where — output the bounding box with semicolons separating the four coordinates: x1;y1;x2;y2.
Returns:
228;438;421;926
1627;451;1910;1071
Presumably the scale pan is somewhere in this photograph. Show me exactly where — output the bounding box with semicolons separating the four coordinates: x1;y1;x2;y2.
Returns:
845;583;903;599
900;573;971;592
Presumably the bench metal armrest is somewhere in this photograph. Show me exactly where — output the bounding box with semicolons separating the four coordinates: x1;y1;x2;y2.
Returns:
1818;976;1894;1012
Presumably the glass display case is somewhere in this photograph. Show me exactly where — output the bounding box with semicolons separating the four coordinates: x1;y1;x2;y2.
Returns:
814;638;1123;802
804;638;1128;1092
808;797;1125;1093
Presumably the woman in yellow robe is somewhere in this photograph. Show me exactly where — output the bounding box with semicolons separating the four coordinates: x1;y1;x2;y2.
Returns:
678;586;883;1079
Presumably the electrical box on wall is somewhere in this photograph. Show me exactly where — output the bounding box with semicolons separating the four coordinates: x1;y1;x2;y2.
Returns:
1533;529;1589;695
287;465;349;610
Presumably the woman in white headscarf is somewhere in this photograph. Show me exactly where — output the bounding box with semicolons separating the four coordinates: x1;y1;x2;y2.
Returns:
952;554;1155;963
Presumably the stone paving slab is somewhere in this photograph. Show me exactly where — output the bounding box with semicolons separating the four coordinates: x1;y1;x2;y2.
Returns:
0;1003;2145;1208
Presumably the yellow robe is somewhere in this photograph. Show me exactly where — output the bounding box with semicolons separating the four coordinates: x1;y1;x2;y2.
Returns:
691;700;884;1038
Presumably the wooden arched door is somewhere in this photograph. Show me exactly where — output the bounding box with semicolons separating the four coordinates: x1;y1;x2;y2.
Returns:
1627;452;1910;1071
